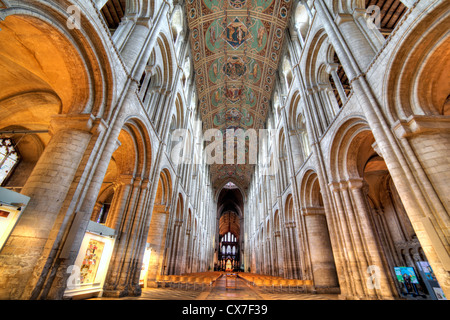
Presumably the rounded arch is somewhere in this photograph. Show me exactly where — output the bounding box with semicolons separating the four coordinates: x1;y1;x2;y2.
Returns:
294;1;311;40
300;169;324;208
155;168;173;206
0;7;115;122
329;116;375;182
175;93;185;129
282;55;293;88
284;194;295;222
385;2;450;121
273;209;281;232
176;193;184;220
156;32;175;90
170;5;184;43
119;117;153;178
304;28;329;88
287;90;302;130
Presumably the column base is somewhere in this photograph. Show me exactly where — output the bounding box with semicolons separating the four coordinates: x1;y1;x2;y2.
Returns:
102;285;142;298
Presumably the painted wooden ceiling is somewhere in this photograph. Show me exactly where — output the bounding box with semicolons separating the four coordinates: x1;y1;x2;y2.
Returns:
186;0;293;191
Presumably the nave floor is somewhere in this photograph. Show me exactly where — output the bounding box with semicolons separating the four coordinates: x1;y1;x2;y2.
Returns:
90;275;339;300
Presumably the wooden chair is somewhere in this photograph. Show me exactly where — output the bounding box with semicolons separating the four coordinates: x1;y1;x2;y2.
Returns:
203;277;213;288
194;277;203;290
179;276;189;290
253;278;264;289
270;278;280;293
155;275;163;288
279;279;289;292
186;276;196;290
171;275;181;288
304;279;313;293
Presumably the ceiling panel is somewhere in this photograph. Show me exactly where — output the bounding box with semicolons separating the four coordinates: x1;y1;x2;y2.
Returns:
186;0;293;190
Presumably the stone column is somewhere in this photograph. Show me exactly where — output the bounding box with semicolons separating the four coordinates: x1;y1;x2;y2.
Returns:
315;0;450;298
304;207;339;291
334;13;376;71
102;177;150;297
326;63;348;106
0;114;94;300
288;130;304;172
274;231;283;277
311;86;329;132
146;204;169;287
339;181;371;296
348;179;397;299
329;182;365;299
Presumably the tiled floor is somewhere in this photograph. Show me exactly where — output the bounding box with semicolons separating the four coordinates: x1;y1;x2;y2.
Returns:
90;274;339;300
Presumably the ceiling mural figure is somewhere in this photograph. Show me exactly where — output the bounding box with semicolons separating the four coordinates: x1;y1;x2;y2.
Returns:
221;18;252;50
187;0;293;190
223;56;247;80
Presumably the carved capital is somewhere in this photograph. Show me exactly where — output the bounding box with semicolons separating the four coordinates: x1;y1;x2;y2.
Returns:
49;114;98;136
393;115;450;139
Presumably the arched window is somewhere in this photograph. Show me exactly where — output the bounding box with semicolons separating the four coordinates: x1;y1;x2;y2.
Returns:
273;91;281;123
171;7;184;44
294;1;311;45
182;57;191;90
0;139;20;186
297;114;311;158
282;56;293;89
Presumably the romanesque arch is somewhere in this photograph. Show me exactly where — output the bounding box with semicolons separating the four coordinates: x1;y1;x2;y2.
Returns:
144;168;172;286
300;169;339;292
0;7;114;300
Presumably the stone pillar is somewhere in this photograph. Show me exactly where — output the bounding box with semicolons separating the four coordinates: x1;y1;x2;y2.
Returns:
329;182;365;299
339;182;371;296
288;130;304;172
168;220;183;275
303;207;339;291
102;177;150;297
311;86;329;132
348;179;397;299
326;63;348;106
284;222;298;279
334;13;376;71
146;205;169;287
315;0;450;298
393;117;450;216
274;231;283;277
0;114;94;300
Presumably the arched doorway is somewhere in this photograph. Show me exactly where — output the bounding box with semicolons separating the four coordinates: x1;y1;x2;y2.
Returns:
142;169;172;287
0;13;103;300
329;117;444;299
300;170;339;293
215;182;244;272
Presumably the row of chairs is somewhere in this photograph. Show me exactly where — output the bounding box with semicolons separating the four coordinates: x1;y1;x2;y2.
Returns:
239;273;313;293
155;272;222;291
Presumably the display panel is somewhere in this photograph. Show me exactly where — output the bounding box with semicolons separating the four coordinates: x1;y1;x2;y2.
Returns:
394;267;419;284
80;239;105;284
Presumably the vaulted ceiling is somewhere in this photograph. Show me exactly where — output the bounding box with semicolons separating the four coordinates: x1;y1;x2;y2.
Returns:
186;0;293;191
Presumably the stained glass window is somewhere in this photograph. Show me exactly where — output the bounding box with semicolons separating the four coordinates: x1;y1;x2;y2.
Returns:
0;139;19;186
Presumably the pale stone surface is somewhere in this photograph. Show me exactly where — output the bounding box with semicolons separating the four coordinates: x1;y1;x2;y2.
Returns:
0;0;448;301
